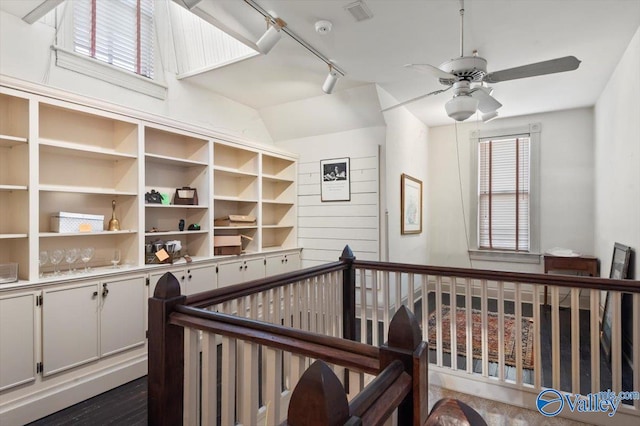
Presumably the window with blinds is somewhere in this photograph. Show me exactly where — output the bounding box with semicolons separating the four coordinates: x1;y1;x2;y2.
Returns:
478;135;530;251
73;0;154;78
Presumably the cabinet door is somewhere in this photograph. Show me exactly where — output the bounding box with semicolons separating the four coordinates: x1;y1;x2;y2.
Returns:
265;252;301;277
185;264;217;296
244;258;266;282
100;276;146;357
0;292;37;391
149;268;186;296
42;282;99;376
217;260;245;288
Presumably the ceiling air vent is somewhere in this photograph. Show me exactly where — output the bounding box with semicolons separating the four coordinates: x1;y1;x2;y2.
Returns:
344;1;374;22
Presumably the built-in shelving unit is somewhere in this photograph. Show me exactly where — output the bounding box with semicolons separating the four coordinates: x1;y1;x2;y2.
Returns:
144;125;211;260
0;83;297;282
0;92;30;280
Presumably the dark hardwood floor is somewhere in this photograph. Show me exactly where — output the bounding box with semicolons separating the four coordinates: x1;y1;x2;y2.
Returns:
26;377;147;426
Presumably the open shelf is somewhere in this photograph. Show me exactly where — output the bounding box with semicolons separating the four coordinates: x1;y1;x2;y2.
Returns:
145;204;207;209
144;230;208;237
40;138;137;161
39;185;137;196
0;135;28;147
0;185;28;191
213;165;258;178
262;154;295;181
145;126;209;163
145;153;207;167
40;230;137;238
214;143;258;174
0;234;28;239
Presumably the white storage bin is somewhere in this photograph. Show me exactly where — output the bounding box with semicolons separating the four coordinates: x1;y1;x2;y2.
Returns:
51;212;104;233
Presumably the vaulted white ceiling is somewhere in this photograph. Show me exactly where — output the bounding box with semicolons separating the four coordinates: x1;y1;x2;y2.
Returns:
3;0;639;127
181;0;640;126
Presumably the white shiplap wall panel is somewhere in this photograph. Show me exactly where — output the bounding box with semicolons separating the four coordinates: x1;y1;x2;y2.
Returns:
297;151;379;265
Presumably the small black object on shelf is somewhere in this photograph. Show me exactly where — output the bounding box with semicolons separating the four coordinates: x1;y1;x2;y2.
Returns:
179;219;185;231
174;187;198;205
188;223;201;231
145;190;163;204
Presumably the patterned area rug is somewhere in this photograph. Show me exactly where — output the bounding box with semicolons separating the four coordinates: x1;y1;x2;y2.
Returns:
427;306;534;369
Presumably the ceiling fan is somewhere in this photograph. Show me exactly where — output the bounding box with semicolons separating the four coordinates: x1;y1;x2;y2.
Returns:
391;0;581;122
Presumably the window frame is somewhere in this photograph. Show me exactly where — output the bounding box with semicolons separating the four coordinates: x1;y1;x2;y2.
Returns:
53;0;167;99
469;123;541;264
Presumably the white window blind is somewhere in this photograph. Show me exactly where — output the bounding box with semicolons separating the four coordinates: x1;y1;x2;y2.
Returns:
73;0;154;78
478;135;530;251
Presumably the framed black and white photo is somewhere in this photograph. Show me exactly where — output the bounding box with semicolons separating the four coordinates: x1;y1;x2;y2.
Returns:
401;173;422;234
320;157;350;202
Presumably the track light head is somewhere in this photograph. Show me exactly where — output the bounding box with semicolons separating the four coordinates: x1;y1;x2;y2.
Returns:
256;17;286;54
322;68;339;94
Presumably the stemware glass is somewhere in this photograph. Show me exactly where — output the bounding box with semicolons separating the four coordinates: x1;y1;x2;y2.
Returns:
65;248;80;274
39;251;48;278
81;247;95;272
110;249;121;268
49;249;64;276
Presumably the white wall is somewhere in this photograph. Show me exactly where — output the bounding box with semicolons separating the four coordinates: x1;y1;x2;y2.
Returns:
594;26;640;278
0;9;272;144
378;87;429;264
427;107;595;272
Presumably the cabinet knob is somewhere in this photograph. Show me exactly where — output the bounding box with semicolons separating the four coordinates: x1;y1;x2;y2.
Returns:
188;275;192;280
181;276;185;281
244;265;247;270
102;283;109;297
239;265;243;271
92;291;98;297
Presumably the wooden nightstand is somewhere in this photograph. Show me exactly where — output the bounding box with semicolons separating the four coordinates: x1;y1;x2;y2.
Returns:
543;255;599;304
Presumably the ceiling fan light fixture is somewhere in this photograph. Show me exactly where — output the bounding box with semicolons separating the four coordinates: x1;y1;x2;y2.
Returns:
445;95;479;121
482;111;499;123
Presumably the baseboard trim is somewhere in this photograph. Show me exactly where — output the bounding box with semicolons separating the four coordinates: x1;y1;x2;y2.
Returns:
0;355;147;426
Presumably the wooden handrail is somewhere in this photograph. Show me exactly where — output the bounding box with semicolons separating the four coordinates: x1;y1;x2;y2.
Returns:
354;259;640;293
186;260;347;308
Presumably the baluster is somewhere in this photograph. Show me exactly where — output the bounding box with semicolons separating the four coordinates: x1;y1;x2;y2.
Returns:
610;291;622;393
383;271;391;345
395;271;402;314
480;279;489;377
407;273;415;314
372;270;379;346
588;289;602;395
533;284;542;389
183;328;199;426
221;336;237;425
634;293;640;411
283;285;292;390
238;339;259;426
551;286;561;390
570;287;580;394
466;279;474;375
514;283;523;384
450;277;458;370
435;275;443;367
421;274;428;342
264;345;283;425
360;269;367;344
496;281;504;380
201;333;218;426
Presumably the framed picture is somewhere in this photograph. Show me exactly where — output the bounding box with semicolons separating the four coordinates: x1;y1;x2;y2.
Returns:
600;242;632;361
320;157;350;202
401;173;422;234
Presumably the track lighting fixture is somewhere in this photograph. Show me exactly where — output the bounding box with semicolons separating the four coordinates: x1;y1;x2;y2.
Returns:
322;66;339;94
256;17;286;54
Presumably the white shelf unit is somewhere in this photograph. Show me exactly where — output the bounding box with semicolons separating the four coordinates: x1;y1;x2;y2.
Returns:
0;92;30;280
213;143;260;253
144;125;211;260
261;153;296;250
38;102;140;270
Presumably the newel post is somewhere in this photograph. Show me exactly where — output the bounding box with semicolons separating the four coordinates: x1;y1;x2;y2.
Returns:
148;272;186;426
340;245;356;343
287;360;353;426
379;306;428;426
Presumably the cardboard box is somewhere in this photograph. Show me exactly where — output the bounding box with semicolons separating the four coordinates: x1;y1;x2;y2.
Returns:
51;212;104;233
214;234;252;255
214;215;256;227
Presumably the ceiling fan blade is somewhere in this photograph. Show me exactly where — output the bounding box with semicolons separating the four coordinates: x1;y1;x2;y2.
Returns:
404;63;456;82
381;87;452;112
470;87;502;113
484;56;581;83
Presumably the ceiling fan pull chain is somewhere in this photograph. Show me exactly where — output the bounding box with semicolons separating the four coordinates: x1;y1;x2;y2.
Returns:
459;0;465;57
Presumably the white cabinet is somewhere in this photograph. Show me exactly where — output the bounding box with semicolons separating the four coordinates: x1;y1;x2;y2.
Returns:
99;275;146;357
265;251;301;277
217;257;265;288
184;263;217;295
42;281;100;376
0;292;37;391
149;267;187;296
